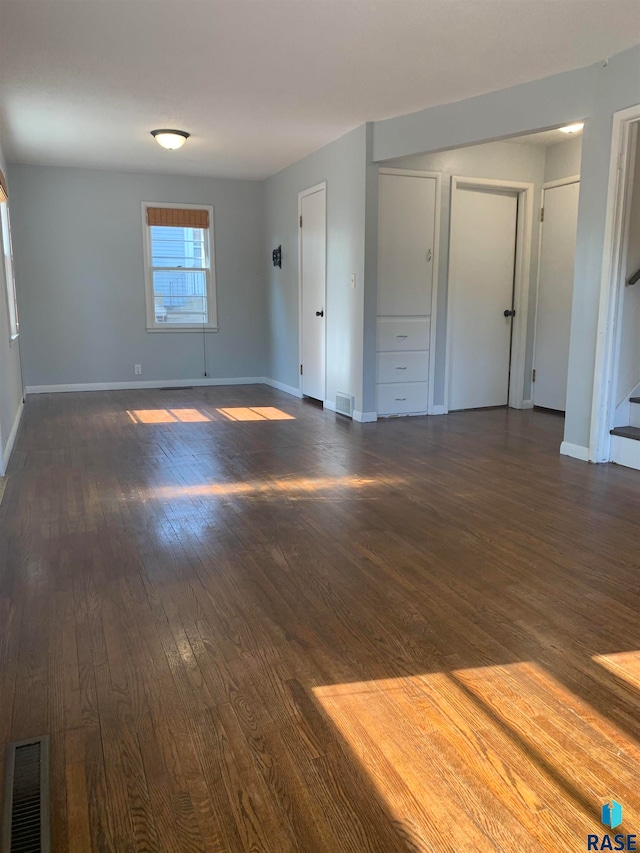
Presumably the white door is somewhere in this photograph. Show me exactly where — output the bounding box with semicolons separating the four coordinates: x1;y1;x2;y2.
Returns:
378;173;436;315
449;186;518;410
533;181;579;411
300;185;326;401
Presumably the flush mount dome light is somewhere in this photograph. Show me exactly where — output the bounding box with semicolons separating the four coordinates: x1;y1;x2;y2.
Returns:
151;129;190;150
560;123;584;134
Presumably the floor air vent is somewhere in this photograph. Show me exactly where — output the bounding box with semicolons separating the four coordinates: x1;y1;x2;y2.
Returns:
2;736;50;853
335;392;354;418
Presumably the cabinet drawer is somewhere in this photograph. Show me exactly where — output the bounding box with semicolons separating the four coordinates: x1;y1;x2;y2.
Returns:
377;382;429;416
377;317;430;351
377;350;429;384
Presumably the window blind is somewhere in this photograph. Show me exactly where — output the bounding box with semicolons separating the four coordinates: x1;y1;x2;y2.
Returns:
0;170;8;203
146;207;208;229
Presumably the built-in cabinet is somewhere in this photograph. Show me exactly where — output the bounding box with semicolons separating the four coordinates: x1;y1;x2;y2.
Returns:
376;169;439;416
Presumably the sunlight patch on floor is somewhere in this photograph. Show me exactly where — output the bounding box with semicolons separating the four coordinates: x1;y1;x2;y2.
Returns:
593;651;640;691
217;406;295;421
153;474;403;499
126;408;210;423
312;662;640;850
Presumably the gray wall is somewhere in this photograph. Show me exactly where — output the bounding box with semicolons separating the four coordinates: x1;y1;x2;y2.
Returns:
617;135;640;404
372;45;640;451
544;136;583;183
0;141;24;473
264;125;369;413
6;45;640;455
383;140;547;406
10;165;267;388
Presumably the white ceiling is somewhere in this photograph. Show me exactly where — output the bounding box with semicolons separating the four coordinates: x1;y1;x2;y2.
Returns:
0;0;638;180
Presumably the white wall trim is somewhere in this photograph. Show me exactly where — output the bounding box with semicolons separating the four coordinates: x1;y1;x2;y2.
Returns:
25;377;264;394
613;379;640;427
2;399;24;474
590;104;640;463
378;167;440;179
353;410;377;423
560;441;590;461
520;399;534;409
260;377;304;398
323;400;337;412
445;176;534;413
429;404;446;415
428;173;442;415
542;175;580;190
25;376;311;400
610;434;640;470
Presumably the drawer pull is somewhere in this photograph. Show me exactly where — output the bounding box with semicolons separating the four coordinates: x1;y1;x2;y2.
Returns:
395;397;407;401
395;366;407;370
396;334;409;339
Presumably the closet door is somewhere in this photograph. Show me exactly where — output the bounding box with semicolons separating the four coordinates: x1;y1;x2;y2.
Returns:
448;186;518;411
377;174;436;316
533;180;579;412
376;170;439;417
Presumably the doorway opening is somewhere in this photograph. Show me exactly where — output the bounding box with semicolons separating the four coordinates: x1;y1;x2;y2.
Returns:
591;107;640;470
377;123;584;420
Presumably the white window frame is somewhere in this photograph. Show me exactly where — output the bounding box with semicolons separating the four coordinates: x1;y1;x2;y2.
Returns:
1;200;19;342
142;201;217;332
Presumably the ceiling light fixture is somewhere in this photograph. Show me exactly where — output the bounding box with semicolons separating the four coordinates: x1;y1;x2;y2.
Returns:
560;123;584;134
151;129;190;150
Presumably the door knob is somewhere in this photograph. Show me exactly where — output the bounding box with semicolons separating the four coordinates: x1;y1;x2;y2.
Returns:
504;309;516;318
316;310;324;317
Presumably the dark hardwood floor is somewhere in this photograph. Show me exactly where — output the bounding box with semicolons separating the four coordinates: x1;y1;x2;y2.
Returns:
1;385;639;852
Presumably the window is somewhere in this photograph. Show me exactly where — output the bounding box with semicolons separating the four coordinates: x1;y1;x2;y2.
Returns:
142;203;216;331
0;170;19;341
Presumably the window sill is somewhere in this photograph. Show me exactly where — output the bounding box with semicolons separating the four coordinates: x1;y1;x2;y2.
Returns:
146;326;219;333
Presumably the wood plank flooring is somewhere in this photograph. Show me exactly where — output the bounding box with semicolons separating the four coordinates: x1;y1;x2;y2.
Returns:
1;385;639;851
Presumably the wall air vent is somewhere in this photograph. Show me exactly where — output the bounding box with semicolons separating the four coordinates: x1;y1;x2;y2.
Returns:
335;393;354;418
2;736;50;853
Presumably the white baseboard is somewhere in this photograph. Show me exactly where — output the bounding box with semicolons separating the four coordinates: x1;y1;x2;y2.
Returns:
429;404;446;415
521;399;534;409
323;401;337;412
2;399;24;473
260;377;303;398
610;434;640;471
354;410;377;423
560;441;590;462
25;377;264;394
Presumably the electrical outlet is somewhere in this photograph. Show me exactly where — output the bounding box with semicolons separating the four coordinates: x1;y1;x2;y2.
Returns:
134;364;142;375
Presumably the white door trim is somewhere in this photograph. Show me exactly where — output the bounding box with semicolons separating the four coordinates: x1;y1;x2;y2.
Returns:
542;175;580;190
378;167;442;413
298;182;327;400
590;105;640;463
531;176;580;409
445;176;535;412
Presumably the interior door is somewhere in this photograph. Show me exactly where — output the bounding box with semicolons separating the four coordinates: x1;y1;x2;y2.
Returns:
300;186;326;401
378;173;436;315
533;180;580;411
448;186;518;410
